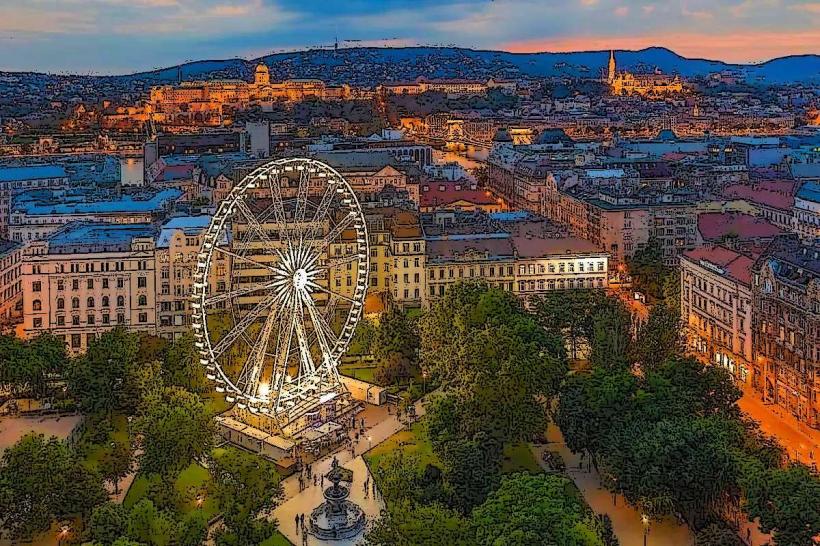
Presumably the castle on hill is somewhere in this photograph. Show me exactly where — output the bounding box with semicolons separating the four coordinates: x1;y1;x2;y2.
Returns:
606;50;684;97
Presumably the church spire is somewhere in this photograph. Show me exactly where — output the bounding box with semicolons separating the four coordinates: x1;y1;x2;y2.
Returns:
607;49;616;83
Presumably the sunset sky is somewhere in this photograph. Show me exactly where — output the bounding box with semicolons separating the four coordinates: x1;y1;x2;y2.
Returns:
0;0;818;73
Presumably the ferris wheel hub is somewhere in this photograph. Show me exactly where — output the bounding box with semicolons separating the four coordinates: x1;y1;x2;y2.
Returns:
292;269;309;290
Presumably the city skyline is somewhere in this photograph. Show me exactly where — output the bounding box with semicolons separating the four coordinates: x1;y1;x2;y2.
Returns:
0;0;819;73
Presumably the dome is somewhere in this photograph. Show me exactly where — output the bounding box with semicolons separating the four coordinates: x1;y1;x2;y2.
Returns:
255;63;269;73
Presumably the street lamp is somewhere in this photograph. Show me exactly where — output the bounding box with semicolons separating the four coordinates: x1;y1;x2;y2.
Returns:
57;524;71;546
641;514;650;546
367;435;372;450
421;370;427;395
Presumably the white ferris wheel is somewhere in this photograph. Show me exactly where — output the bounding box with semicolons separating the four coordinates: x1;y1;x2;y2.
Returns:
191;158;369;425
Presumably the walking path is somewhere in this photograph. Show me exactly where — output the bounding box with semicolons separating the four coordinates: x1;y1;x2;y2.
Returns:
536;422;695;546
271;399;427;545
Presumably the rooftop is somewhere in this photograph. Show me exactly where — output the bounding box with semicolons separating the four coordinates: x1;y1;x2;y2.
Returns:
13;188;182;216
683;245;755;287
697;212;783;242
723;181;796;210
0;165;67;183
47;222;155;254
512;236;602;259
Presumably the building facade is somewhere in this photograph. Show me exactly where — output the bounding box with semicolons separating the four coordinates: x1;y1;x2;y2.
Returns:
752;235;819;429
0;239;23;329
22;223;158;353
681;245;755;383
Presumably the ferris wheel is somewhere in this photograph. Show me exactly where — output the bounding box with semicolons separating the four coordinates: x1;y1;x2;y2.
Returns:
191;158;369;424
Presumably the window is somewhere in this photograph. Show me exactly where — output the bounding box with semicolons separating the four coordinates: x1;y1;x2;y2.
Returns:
138;313;147;323
86;279;93;289
72;297;79;309
33;317;42;328
102;279;109;289
117;278;124;289
57;316;64;326
72;316;80;326
138;295;147;306
32;299;42;311
72;279;79;290
87;315;95;325
102;296;109;307
57;280;64;291
87;297;95;308
57;298;65;310
138;277;147;288
71;334;81;349
117;313;125;324
117;295;125;307
32;281;41;292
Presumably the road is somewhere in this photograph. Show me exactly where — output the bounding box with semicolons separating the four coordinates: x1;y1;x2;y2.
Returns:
738;383;820;467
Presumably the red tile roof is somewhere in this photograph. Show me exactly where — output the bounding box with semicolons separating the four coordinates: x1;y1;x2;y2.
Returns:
683;245;754;287
722;181;796;210
698;212;783;241
512;236;601;258
420;180;499;209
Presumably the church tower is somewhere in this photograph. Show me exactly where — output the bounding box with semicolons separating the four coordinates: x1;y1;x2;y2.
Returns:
607;50;616;83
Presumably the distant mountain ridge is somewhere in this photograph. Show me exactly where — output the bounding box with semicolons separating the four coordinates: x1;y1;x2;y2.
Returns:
4;46;820;85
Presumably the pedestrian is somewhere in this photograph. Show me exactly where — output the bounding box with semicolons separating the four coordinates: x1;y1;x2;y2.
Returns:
301;513;305;530
321;475;324;488
302;531;308;546
313;475;317;487
295;514;300;535
372;480;376;497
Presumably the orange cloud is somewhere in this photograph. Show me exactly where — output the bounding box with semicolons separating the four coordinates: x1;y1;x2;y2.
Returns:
500;29;820;63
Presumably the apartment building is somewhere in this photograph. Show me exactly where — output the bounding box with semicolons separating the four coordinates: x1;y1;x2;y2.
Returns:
0;239;23;329
0;165;70;236
155;216;230;340
681;245;755;383
22;222;157;353
752;235;820;429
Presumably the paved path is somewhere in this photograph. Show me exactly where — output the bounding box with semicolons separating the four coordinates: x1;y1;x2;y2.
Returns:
270;399;427;545
0;414;82;452
538;422;695;546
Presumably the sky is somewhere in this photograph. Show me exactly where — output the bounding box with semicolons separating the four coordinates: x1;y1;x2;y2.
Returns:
0;0;818;74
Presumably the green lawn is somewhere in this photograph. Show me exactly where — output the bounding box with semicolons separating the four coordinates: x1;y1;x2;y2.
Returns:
339;363;377;384
79;413;130;471
260;531;293;546
501;442;541;474
364;420;438;471
123;462;218;519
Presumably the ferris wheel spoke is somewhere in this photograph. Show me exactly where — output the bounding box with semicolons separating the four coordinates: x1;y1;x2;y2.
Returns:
270;303;297;407
263;172;292;245
233;199;277;248
292;303;317;378
210;295;277;358
304;295;339;358
307;281;359;304
204;279;278;306
294;165;311;226
313;212;357;252
236;302;280;396
303;182;336;241
214;246;279;275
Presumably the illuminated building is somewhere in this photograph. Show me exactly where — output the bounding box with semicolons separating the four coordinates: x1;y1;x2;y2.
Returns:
0;239;23;329
607;50;684;97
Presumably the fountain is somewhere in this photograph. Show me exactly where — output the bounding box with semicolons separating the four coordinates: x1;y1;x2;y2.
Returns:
308;457;366;540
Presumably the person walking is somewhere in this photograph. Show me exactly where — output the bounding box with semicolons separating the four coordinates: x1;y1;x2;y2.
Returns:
295;514;300;535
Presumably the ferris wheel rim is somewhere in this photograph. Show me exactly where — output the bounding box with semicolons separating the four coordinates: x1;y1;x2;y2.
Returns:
191;157;369;415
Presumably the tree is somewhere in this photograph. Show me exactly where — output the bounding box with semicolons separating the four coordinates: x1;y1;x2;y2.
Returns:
0;333;67;398
695;522;744;546
588;298;632;370
632;303;682;370
176;510;209;546
364;500;473;546
68;327;140;414
471;473;604;546
208;447;283;534
372;307;419;363
0;434;106;539
534;290;604;360
99;441;132;495
138;387;214;479
163;333;208;393
627;238;669;300
127;499;176;546
374;352;414;386
90;502;129;545
741;463;820;546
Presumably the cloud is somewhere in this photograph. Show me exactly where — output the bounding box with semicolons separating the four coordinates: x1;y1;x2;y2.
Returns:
789;2;820;13
614;5;630;16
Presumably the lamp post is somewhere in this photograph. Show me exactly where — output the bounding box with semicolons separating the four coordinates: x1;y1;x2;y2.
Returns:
368;435;372;450
57;524;71;546
421;370;427;395
641;514;650;546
